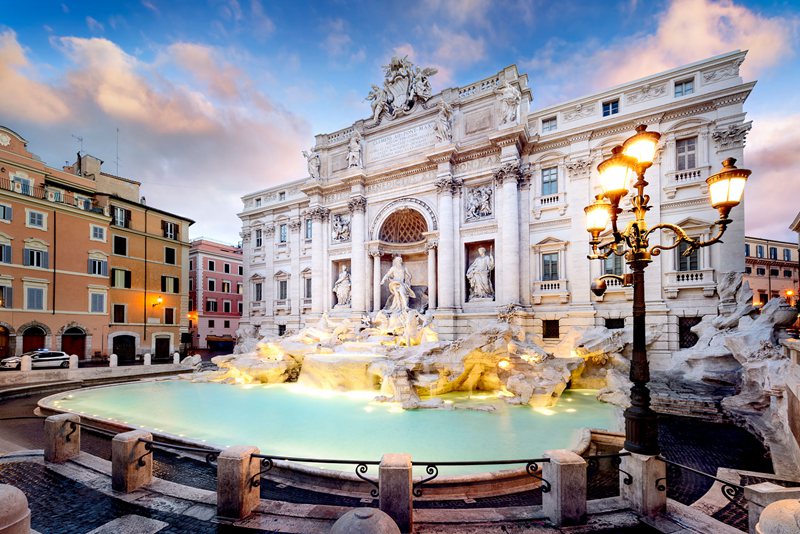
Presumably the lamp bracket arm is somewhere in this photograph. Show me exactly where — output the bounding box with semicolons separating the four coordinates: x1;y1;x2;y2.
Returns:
646;223;697;256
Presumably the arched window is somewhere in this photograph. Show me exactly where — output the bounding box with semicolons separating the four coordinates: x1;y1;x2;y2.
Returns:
379;209;427;243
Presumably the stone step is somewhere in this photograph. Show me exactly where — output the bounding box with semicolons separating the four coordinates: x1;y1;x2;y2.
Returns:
650;394;728;422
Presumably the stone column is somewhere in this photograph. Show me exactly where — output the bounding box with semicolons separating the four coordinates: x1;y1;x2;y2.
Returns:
426;241;437;310
310;208;329;315
379;454;413;534
620;452;666;517
111;430;153;493
436;177;455;309
371;251;382;312
495;161;521;305
349;196;367;313
217;445;261;520
44;413;80;463
542;449;587;526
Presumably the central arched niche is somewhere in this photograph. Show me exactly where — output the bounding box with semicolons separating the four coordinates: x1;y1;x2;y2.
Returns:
376;208;430;311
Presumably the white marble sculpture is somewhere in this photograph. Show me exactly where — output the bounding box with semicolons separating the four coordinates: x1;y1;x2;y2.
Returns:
466;247;495;300
433;100;453;143
331;214;351;242
496;81;521;126
365;56;438;122
380;256;416;312
465;186;493;221
302;149;321;180
346;131;362;168
333;265;352;307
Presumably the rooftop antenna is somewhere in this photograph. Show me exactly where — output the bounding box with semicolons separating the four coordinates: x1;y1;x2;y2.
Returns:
115;127;120;175
71;134;84;155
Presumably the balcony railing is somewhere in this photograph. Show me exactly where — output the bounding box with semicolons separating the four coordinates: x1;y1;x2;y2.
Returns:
0;176;104;214
664;268;716;298
533;192;567;218
532;279;570;304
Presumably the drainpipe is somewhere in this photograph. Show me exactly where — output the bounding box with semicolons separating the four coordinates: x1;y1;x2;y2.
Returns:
143;207;149;353
52;209;56;314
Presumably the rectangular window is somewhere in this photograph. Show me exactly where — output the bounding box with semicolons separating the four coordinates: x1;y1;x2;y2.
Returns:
0;244;11;264
674;78;694;97
255;198;261;207
24;248;48;268
111;268;132;289
278;324;287;336
745;266;752;274
164;308;175;325
677;241;699;271
237;283;243;295
305;277;312;298
27;211;44;228
305;218;312;239
543;320;560;339
161;276;179;293
769;247;778;260
541;167;558;196
88;258;108;276
541;117;557;133
208;278;216;292
756;267;766;276
206;299;218;312
758;291;768;305
770;268;779;277
11;176;31;195
278;191;286;201
224;263;230;274
238;302;243;314
679;317;702;348
676;137;697;171
255;229;262;247
189;279;194;292
111;206;130;228
604;254;623;276
744;243;750;257
0;204;11;221
162;221;179;240
0;286;12;308
238;265;243;276
224;320;230;329
605;318;625;330
189;299;194;311
784;270;793;278
113;235;127;256
254;282;262;301
279;224;288;243
602;99;619;116
189;260;194;270
164;247;176;265
756;245;764;258
223;300;231;313
90;293;105;313
542;253;559;281
208;260;215;271
222;281;231;293
784;249;792;262
26;287;44;310
91;225;105;241
113;304;126;323
278;280;288;300
208;319;215;328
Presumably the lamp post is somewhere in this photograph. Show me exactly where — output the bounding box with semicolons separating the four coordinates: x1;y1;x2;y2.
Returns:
584;125;750;455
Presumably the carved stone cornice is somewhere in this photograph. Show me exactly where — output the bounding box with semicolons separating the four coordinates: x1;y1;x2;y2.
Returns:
493;160;521;186
488;126;527;151
308;206;330;222
427;145;458;165
712;121;751;151
348;195;367;213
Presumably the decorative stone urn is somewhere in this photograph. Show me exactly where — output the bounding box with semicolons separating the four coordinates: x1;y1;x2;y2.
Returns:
330;508;400;534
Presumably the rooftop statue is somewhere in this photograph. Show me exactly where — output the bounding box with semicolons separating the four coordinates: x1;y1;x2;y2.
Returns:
365;56;438;123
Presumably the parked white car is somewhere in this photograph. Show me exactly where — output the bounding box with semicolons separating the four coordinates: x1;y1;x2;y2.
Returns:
0;350;70;370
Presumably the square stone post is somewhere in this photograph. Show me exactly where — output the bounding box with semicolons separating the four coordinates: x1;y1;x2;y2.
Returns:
217;446;261;520
379;453;413;533
543;449;587;526
20;355;31;372
111;430;153;493
44;413;81;463
744;482;800;534
620;452;666;517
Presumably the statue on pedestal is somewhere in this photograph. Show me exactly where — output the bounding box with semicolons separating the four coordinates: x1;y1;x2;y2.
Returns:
347;132;362;168
466;247;495;300
302;149;321;180
333;265;352;307
381;256;416;312
496;81;521;126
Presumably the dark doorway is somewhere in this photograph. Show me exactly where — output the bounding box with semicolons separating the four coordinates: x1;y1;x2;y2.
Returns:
22;326;46;353
113;335;136;363
61;327;86;358
155;337;170;360
0;327;9;358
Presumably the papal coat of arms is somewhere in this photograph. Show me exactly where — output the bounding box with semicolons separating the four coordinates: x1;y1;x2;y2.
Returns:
366;56;437;123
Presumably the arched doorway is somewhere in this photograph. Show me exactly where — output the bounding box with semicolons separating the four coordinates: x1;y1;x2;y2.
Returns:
22;326;46;353
61;327;86;357
113;335;136;364
0;326;9;359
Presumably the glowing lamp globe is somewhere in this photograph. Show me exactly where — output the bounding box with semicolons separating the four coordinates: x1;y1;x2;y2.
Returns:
622;124;661;167
584;197;611;235
706;158;750;217
597;146;635;203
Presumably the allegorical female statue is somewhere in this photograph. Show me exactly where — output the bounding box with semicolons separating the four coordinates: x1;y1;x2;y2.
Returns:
380;256;416;312
466;247;495;300
347;131;362;168
333;265;352;307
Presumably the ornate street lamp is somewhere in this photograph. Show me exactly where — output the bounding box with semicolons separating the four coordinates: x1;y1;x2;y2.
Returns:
584;125;750;455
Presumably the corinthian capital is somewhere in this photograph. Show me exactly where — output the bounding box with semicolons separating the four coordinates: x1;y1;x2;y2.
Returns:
494;160;521;186
348;195;367;213
308;206;330;222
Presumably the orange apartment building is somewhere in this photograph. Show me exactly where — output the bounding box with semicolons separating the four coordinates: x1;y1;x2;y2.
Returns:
0;125;192;361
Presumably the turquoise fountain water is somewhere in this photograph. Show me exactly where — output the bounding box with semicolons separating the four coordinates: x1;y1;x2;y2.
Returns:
47;381;615;475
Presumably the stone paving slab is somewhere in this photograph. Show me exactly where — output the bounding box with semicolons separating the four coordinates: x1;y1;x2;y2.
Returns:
85;515;169;534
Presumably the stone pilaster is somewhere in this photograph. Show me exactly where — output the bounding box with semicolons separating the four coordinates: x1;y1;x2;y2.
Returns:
435;175;456;309
495;160;521;305
426;240;438;310
309;207;329;315
349;195;367;313
370;249;382;312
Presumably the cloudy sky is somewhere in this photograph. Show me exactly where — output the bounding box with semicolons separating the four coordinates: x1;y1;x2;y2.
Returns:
1;0;798;242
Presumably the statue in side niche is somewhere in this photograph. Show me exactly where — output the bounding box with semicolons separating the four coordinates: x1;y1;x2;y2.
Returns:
333;265;352;307
466;247;495;300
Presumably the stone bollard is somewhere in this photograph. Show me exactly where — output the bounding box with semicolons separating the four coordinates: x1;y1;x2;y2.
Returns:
755;498;800;534
68;354;78;370
19;356;31;372
44;413;80;463
111;430;153;493
217;446;261;520
543;449;587;526
379;454;413;534
143;353;151;366
0;484;30;534
173;353;180;364
620;452;666;517
109;354;118;367
744;482;800;534
331;508;401;534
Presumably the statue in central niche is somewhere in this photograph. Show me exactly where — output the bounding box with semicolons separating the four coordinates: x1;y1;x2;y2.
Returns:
381;255;416;312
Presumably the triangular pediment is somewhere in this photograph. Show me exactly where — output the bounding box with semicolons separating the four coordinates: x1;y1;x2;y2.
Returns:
535;236;566;246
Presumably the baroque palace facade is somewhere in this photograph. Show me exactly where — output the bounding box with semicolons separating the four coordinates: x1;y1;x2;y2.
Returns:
238;51;752;367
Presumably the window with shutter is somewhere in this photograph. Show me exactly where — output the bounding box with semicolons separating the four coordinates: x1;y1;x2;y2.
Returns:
0;286;11;308
0;244;10;264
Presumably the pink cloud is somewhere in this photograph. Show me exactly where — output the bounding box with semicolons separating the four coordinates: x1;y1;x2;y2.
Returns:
168;42;242;100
